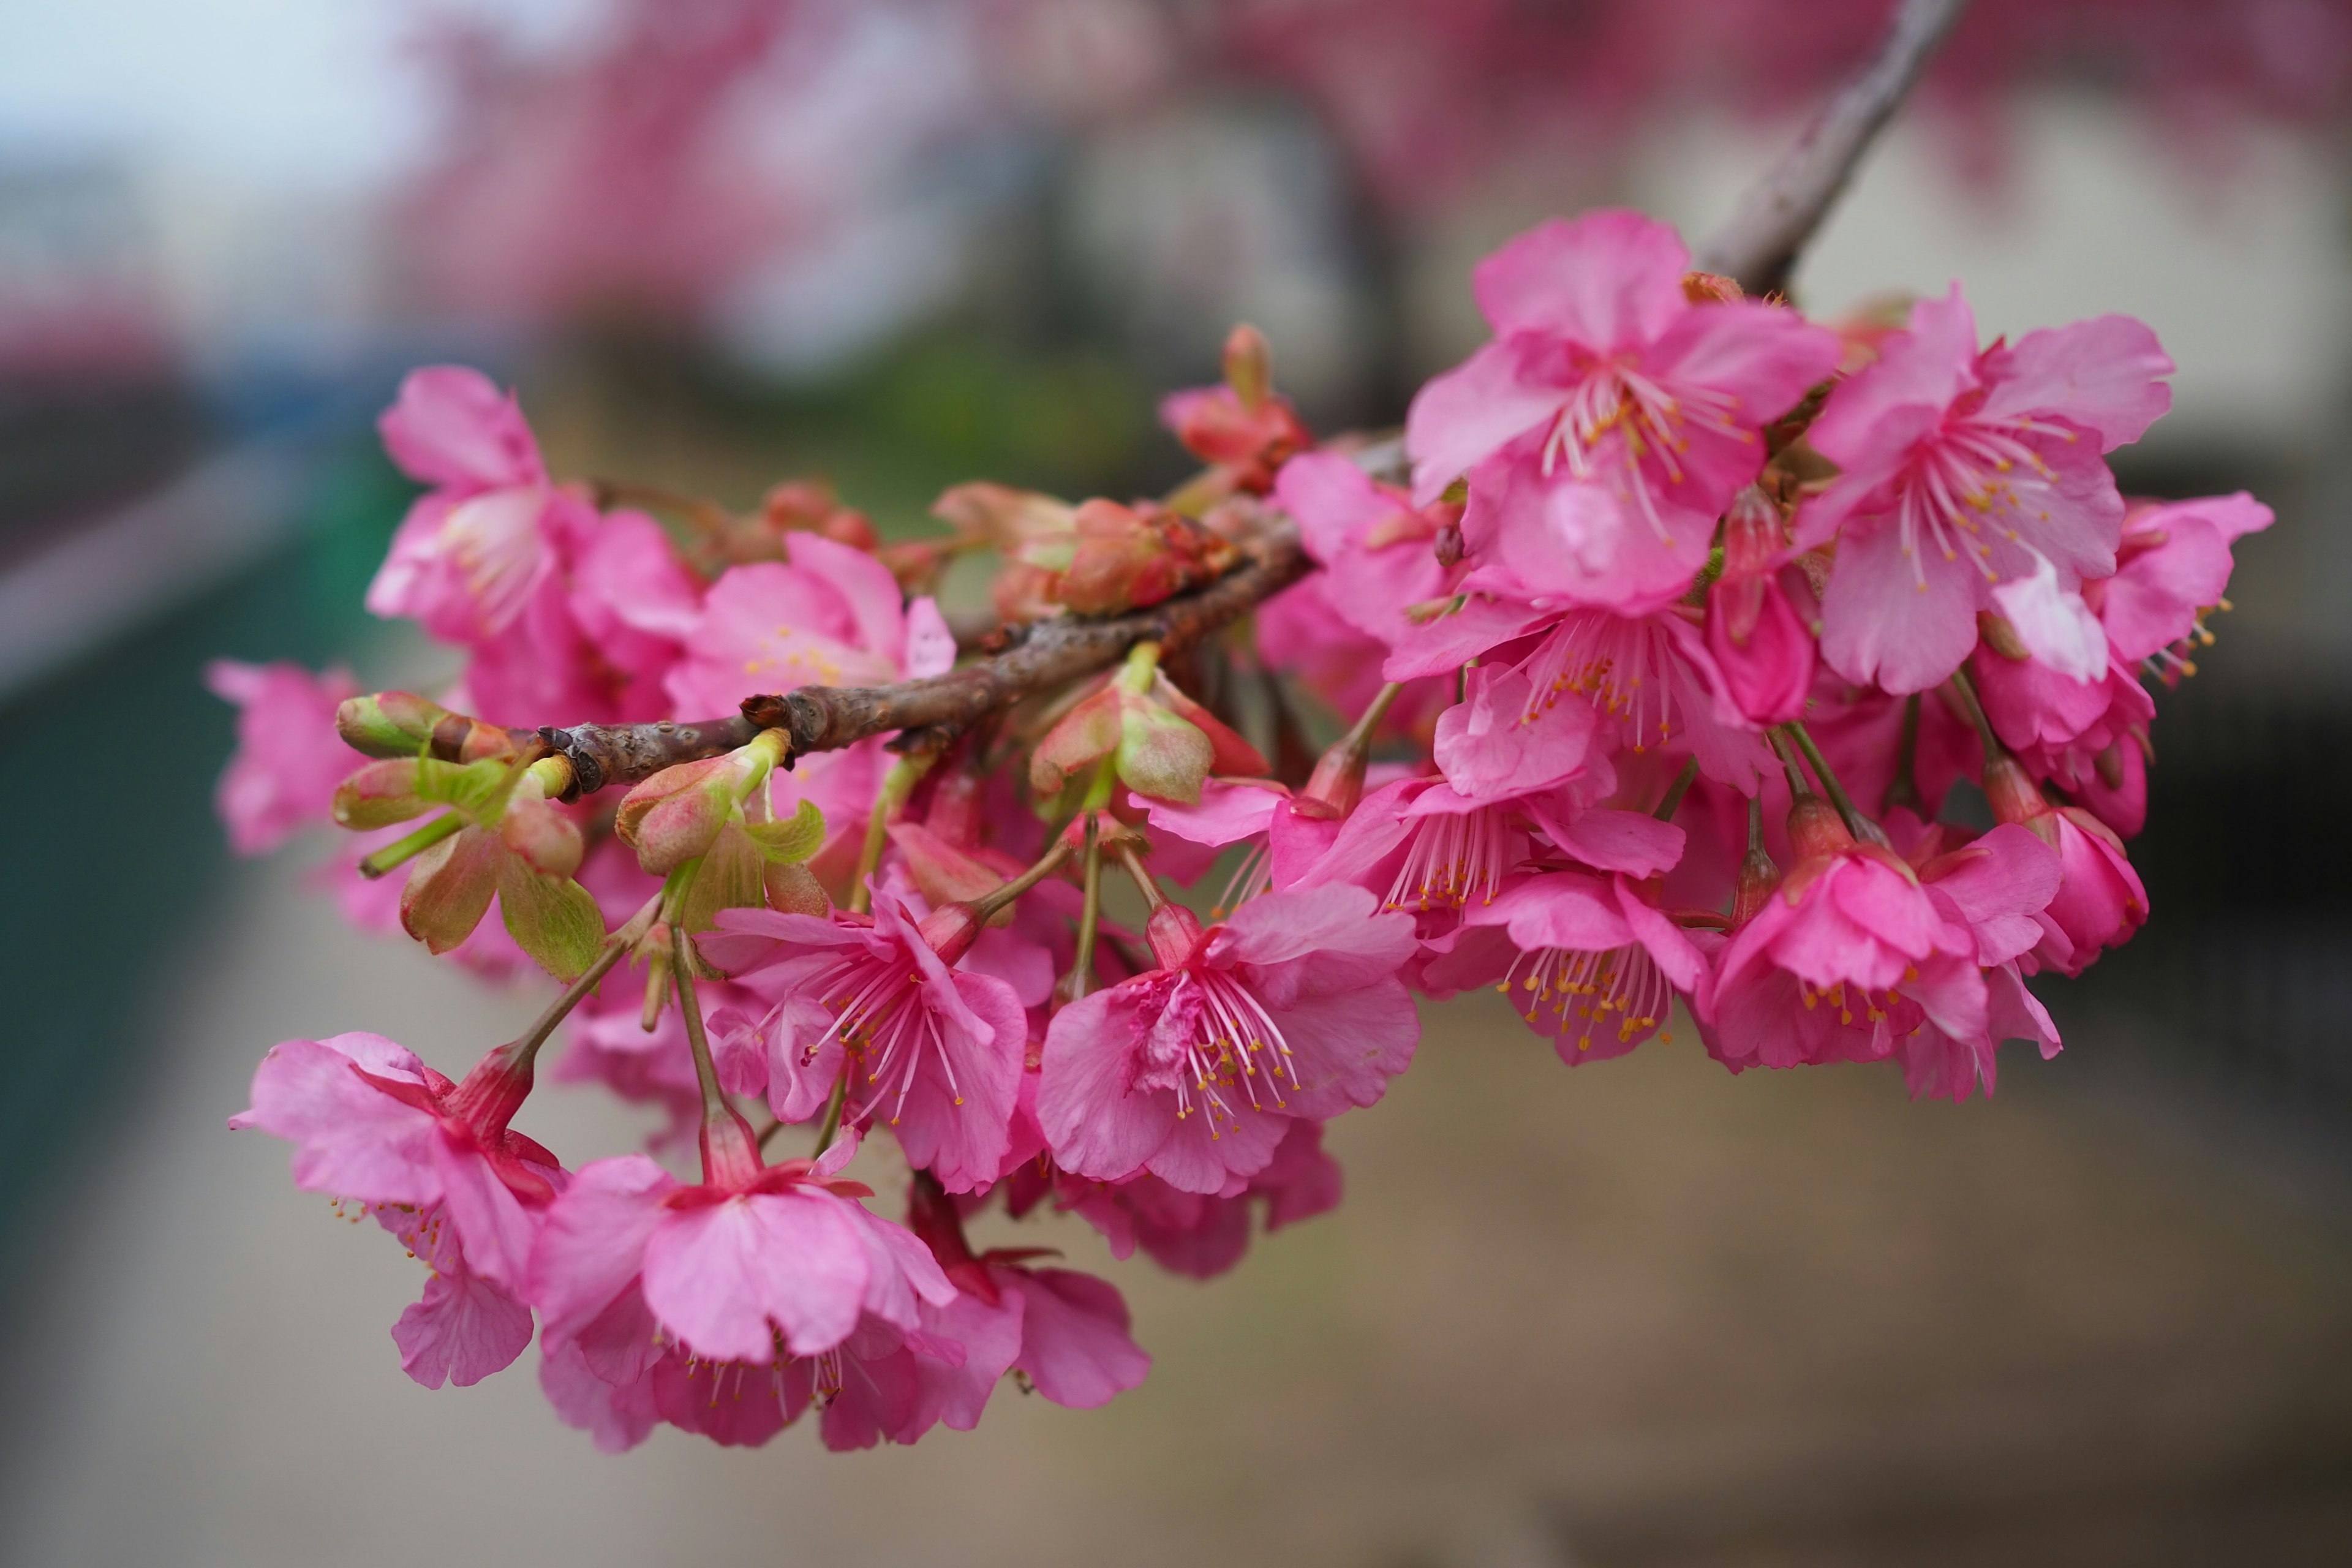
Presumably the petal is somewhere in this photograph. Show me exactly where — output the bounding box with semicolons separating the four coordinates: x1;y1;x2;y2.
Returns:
1472;209;1689;349
1001;1267;1150;1409
1404;341;1564;506
1036;984;1176;1182
527;1155;676;1340
1980;314;2173;450
391;1267;535;1390
641;1189;870;1362
1819;514;1985;694
238;1036;441;1205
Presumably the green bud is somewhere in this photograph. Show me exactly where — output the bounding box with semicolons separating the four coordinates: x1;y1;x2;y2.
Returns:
334;691;450;758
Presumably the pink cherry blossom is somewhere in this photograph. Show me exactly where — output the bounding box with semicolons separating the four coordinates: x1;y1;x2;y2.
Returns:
665;530;955;715
1703;802;1989;1072
367;366;587;645
701;890;1029;1193
1038;886;1417;1193
1705;489;1818;725
1408;209;1840;612
529;1136;954;1389
1804;288;2174;694
905;1177;1150;1422
232;1031;565;1388
1449;823;1707;1063
205;660;360;854
1276;450;1460;650
1015;1118;1343;1281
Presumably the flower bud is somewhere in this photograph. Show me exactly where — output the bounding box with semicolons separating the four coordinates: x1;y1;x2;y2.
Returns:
616;736;782;874
335;691;450;758
915;902;983;967
1115;702;1215;806
499;793;585;879
1681;271;1743;306
333;758;431;829
1223;322;1272;410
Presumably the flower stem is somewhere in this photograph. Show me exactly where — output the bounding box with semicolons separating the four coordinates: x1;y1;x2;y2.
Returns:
848;752;937;915
507;890;662;1072
356;812;463;880
1883;693;1924;815
671;924;726;1124
1944;666;2005;760
1114;841;1165;911
1061;815;1105;1005
1783;721;1883;845
1653;756;1701;822
810;1069;850;1159
970;838;1074;923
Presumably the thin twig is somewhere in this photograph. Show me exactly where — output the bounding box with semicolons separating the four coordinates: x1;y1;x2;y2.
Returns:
1698;0;1972;296
527;515;1307;799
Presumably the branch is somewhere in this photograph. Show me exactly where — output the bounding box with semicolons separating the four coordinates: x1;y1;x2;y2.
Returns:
1697;0;1971;297
530;516;1308;797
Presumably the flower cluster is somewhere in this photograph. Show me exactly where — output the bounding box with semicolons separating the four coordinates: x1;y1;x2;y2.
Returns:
220;206;2260;1451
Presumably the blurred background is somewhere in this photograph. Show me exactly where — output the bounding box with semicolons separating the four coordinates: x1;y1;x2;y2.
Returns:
3;1;2351;1563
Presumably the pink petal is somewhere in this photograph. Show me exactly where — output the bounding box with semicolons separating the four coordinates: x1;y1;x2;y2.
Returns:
1036;985;1178;1183
237;1036;441;1205
1471;209;1689;350
1404;339;1564;507
1548;807;1685;877
1991;556;2108;682
377;366;543;491
1000;1267;1150;1409
527;1155;676;1340
641;1189;870;1361
1818;513;1985;694
1980;314;2173;451
429;1130;543;1292
392;1266;535;1390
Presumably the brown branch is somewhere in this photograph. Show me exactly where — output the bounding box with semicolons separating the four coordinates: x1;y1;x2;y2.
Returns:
533;516;1307;798
1697;0;1972;297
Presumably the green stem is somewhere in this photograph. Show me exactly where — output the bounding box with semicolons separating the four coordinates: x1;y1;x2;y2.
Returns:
1883;693;1924;815
357;812;464;880
1945;666;2004;760
1767;728;1812;800
1113;840;1165;910
508;890;663;1071
971;839;1074;923
1783;721;1890;848
1653;757;1701;823
1063;816;1105;1004
670;924;728;1125
810;1071;850;1159
848;752;937;915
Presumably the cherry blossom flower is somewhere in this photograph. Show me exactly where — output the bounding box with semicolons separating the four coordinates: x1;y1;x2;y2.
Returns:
1008;1118;1343;1281
527;1126;958;1450
205;660;360;854
232;1031;565;1389
1438;812;1705;1063
1408;209;1839;612
905;1176;1150;1423
1038;886;1417;1192
1803;288;2173;694
1983;755;2148;976
701;890;1030;1193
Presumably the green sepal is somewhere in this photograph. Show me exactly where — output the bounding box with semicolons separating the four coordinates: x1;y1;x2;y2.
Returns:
497;858;606;981
741;799;826;865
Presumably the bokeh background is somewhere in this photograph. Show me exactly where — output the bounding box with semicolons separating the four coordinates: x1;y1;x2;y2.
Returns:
3;2;2351;1563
